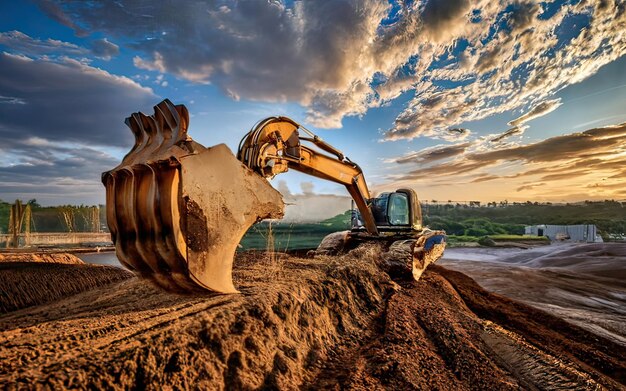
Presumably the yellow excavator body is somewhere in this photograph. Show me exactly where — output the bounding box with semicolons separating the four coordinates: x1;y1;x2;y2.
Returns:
103;100;446;293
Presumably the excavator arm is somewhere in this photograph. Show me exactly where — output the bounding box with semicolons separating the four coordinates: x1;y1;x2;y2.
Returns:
237;117;379;236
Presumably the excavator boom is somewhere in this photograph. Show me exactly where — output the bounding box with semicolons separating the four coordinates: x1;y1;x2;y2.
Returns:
237;117;379;235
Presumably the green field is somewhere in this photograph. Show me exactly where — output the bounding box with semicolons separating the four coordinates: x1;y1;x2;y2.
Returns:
239;211;352;251
487;234;550;241
445;234;551;247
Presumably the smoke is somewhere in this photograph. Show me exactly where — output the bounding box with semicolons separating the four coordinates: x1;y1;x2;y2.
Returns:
275;181;351;222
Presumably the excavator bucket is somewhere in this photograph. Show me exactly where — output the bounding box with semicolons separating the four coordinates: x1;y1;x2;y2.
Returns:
102;99;284;293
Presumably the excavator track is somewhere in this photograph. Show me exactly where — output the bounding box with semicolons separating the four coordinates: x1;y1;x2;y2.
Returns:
103;99;445;293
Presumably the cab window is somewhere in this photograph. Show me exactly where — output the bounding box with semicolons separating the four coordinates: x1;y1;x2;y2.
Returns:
373;197;388;219
388;193;409;225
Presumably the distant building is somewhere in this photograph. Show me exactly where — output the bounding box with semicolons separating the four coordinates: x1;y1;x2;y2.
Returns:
524;224;603;243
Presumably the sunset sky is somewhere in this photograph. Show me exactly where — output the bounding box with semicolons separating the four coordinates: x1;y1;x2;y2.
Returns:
0;0;625;209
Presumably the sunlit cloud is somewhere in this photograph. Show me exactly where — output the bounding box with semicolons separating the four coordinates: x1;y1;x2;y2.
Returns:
508;99;563;128
381;122;626;201
516;182;546;192
0;30;119;60
388;142;472;164
38;1;625;135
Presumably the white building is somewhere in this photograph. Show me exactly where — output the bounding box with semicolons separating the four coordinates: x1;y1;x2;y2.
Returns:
524;224;603;242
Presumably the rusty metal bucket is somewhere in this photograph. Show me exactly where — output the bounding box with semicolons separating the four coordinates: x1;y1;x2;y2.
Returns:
102;100;284;293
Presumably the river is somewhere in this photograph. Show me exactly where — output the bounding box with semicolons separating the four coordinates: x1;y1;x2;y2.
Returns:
76;252;122;267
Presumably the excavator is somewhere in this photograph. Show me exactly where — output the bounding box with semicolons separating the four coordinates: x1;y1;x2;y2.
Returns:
102;99;446;293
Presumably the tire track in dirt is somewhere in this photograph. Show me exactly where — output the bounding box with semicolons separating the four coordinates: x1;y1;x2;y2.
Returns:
481;321;600;390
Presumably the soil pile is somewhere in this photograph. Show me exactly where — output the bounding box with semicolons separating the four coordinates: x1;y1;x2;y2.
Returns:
0;246;624;390
0;255;133;313
0;252;84;264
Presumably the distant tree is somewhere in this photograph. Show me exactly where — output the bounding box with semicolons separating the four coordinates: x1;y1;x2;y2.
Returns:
465;227;488;237
27;199;41;208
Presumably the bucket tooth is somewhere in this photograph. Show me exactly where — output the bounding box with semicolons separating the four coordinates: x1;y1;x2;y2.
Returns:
103;99;284;293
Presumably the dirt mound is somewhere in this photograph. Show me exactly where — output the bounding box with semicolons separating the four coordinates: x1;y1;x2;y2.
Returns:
0;246;624;390
0;249;390;389
0;262;133;313
0;252;84;264
314;264;625;390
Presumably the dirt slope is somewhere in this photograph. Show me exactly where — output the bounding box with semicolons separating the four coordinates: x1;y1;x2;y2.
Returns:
0;252;85;264
0;258;132;314
0;246;624;390
440;244;626;346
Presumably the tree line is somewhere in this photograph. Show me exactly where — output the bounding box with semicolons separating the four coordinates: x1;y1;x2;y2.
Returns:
0;199;106;234
422;200;626;238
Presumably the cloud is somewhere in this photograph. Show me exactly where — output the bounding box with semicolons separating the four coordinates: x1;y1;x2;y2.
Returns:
90;38;119;60
0;95;26;105
0;30;87;57
447;128;470;137
471;174;500;183
300;181;315;195
0;52;156;147
490;126;527;143
275;180;350;222
0;137;119;205
0;52;157;204
508;99;563;127
0;30;120;61
420;0;471;42
34;0;89;37
384;122;626;201
385;1;626;140
390;142;471;164
41;1;624;134
516;182;545;192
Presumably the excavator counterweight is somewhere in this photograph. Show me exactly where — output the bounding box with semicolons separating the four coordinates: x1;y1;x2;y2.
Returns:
103;100;446;293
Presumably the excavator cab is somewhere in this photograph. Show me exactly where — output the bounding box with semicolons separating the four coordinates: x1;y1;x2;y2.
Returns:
352;189;423;232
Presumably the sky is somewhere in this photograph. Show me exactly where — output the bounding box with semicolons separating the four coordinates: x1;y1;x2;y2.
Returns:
0;0;625;217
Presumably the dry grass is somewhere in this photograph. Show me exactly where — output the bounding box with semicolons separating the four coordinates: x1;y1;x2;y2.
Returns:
253;221;285;281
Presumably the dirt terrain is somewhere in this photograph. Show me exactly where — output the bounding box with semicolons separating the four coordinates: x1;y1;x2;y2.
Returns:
1;246;625;390
440;243;626;346
0;253;132;314
0;252;85;264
